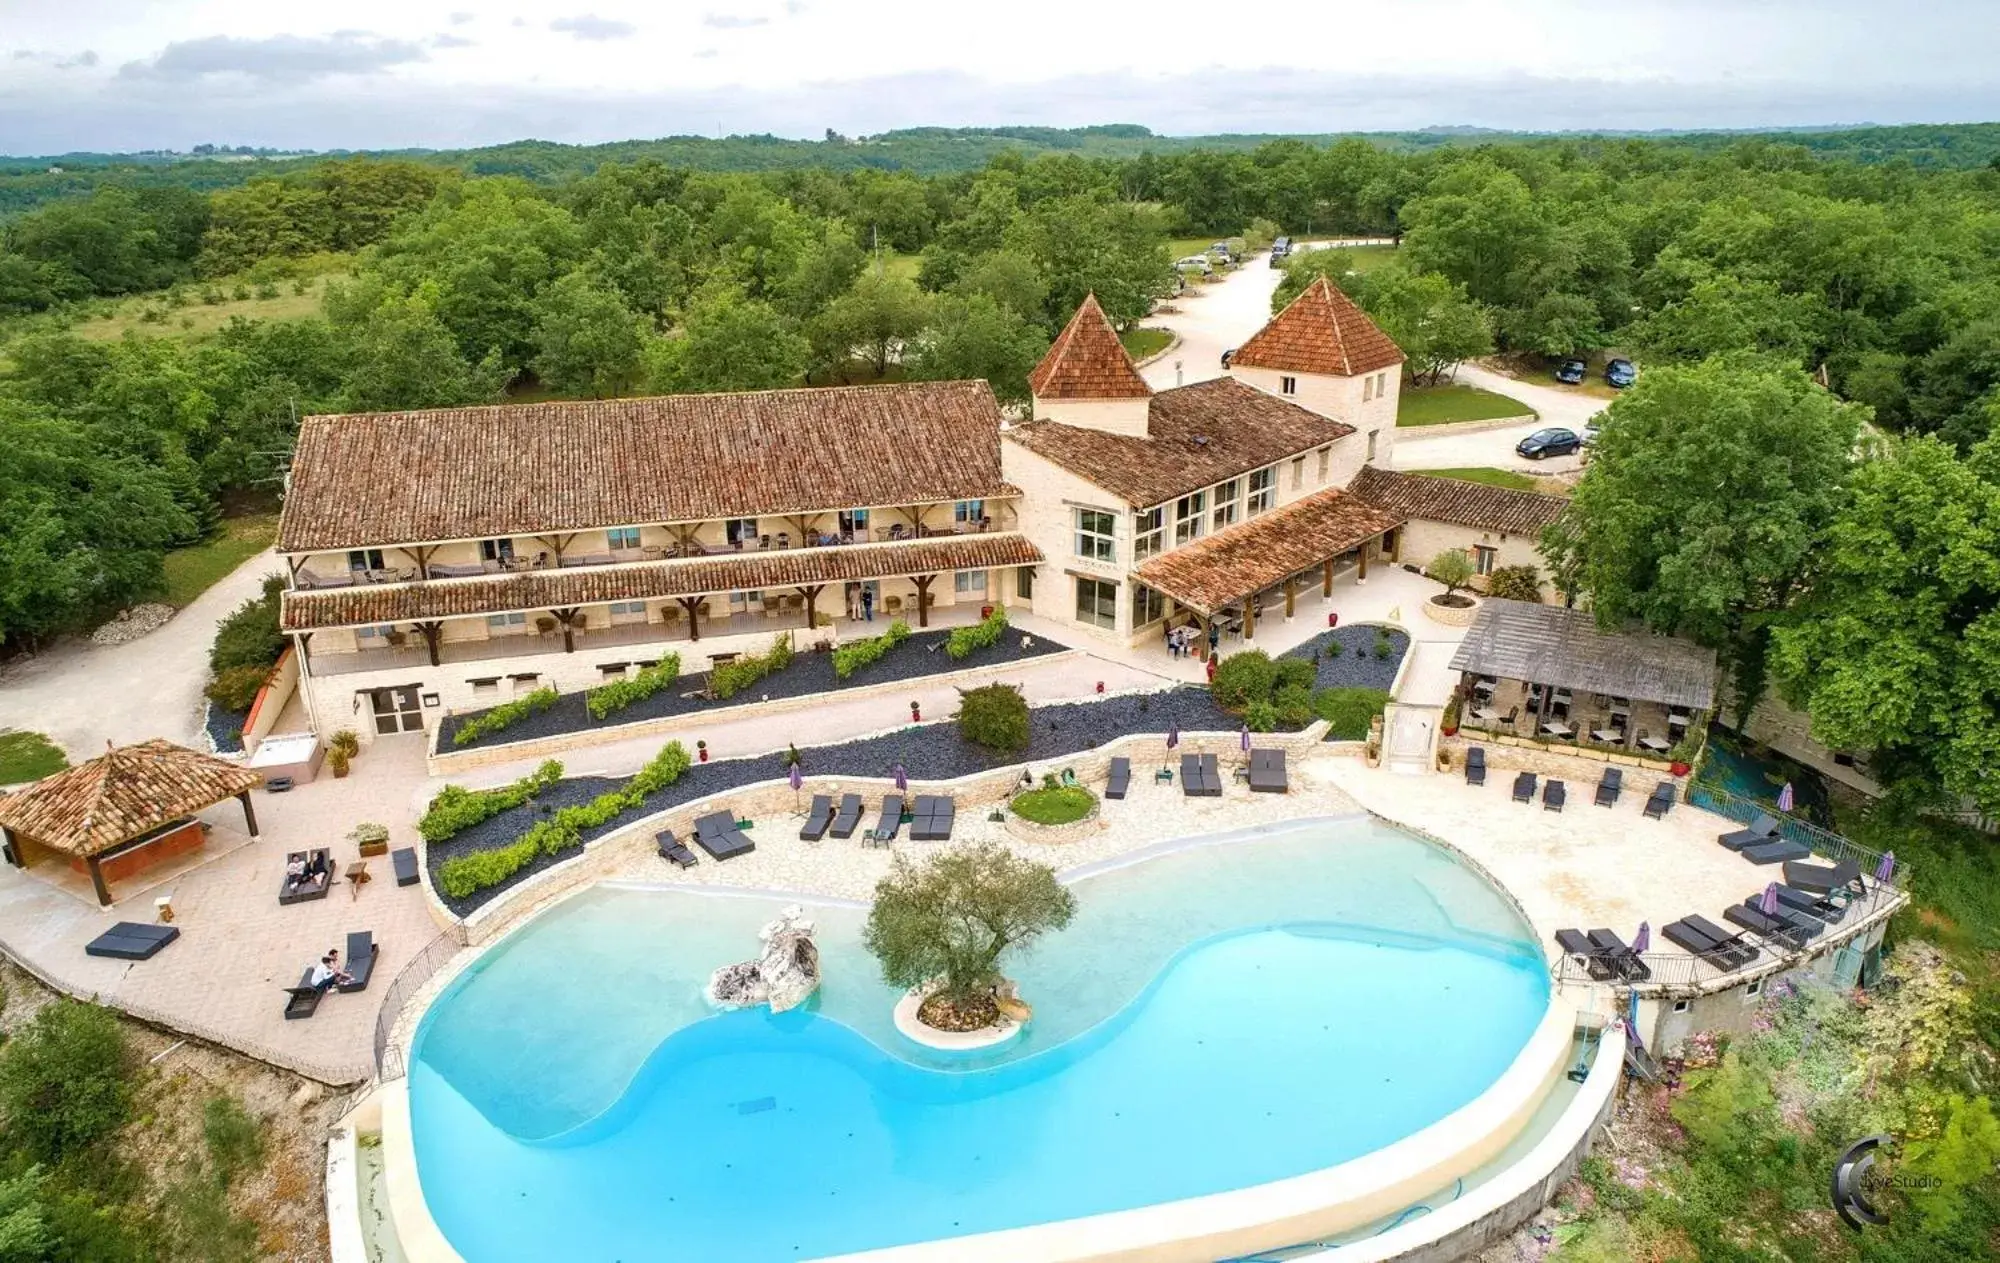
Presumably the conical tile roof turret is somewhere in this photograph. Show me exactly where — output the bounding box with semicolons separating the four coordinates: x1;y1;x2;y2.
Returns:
1028;294;1153;401
1230;275;1405;378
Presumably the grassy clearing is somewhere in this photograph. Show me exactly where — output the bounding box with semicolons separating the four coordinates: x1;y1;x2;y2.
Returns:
160;512;280;606
878;252;922;282
1009;785;1098;826
1419;467;1541;491
1120;327;1172;360
1397;383;1535;427
0;730;68;783
1340;243;1399;273
73;273;344;343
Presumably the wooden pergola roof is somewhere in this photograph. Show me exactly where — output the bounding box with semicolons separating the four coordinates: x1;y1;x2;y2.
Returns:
1134;488;1405;616
1447;599;1719;710
0;740;262;858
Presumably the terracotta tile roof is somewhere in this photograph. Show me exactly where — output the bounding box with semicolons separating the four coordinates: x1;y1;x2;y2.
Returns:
1028;294;1152;401
281;534;1043;631
1349;466;1568;536
277;381;1012;553
1230;276;1405;378
1134;488;1406;616
1005;376;1355;508
0;740;263;858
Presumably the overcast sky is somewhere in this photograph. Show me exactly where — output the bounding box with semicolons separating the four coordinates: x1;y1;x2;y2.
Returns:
3;1;1998;154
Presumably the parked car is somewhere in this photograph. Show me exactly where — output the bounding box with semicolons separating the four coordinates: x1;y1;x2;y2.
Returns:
1582;413;1605;446
1605;358;1638;388
1554;358;1587;385
1270;236;1292;264
1516;427;1582;460
1208;241;1235;263
1175;255;1214;277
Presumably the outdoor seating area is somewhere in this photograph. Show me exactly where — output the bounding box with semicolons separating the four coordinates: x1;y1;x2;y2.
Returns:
1247;749;1288;793
694;813;756;861
656;830;699;869
279;849;336;904
1179;753;1224;797
909;796;957;841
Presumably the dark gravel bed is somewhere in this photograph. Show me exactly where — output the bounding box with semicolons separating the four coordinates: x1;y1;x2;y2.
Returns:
428;685;1289;917
203;700;250;754
437;624;1071;753
1279;624;1409;693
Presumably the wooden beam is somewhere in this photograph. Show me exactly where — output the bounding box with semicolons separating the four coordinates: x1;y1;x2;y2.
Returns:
677;597;706;642
237;790;260;840
911;575;936;627
1358;547;1369;582
551;607;580;653
1323;558;1334;597
1284;577;1296;619
87;855;111;907
1244;599;1257;641
798;584;825;632
414;620;444;667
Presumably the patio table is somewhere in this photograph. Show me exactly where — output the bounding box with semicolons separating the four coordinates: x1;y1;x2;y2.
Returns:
1541;722;1575;739
1591;728;1622;744
1638;735;1671;753
1473;707;1501;722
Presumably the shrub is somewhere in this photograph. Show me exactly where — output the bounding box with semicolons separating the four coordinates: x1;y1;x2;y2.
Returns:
585;655;682;720
1009;785;1097;825
208;574;286;674
956;683;1029;752
832;620;911;679
712;633;793;699
1314;687;1392;740
1245;699;1280;732
945;608;1008;660
419;760;563;843
1211;650;1277;711
347;822;390;849
1274;682;1315;728
0;999;130;1165
1274;657;1317;694
452;687;559;746
204;663;272;712
863;842;1076;1005
253;281;279;300
1373;633;1394;660
1426;549;1475;597
1486;565;1543;603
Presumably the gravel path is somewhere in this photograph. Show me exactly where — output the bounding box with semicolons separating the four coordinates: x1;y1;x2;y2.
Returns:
428;686;1286;916
1279;625;1409;692
438;625;1069;752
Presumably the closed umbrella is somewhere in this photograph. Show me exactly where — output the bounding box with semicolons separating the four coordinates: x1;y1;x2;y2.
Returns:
893;763;908;793
1759;882;1780;916
1166;723;1180;751
788;762;802;809
1776;781;1795;813
1631;921;1649;955
1240;724;1251;753
1875;851;1896;884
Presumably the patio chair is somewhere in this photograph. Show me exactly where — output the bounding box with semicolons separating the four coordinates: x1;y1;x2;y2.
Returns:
1782;859;1862;897
1643;782;1676;819
282;968;324;1020
391;847;420;887
1586;929;1652;981
1542;779;1566;812
1718;813;1779;851
1105;757;1131;800
1594;767;1621;807
1554;928;1616;981
656;830;698;869
337;931;379;994
1464;746;1486;786
1774;884;1847;923
799;794;834;841
1725;902;1811;950
1248;749;1288;793
278;849;336;905
871;796;904;844
84;922;179;961
830;793;865;839
1742;837;1810;865
1511;771;1537;804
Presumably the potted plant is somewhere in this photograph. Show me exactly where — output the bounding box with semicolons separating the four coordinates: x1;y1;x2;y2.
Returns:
1442;697;1460;738
327;729;359;778
348;822;390;857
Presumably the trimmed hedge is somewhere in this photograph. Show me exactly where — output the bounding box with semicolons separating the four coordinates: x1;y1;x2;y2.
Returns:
205;663;273;712
1314;687;1392;740
713;633;794;699
587;654;682;720
451;687;559;747
946;608;1008;660
436;742;692;899
418;760;563;843
832;620;911;679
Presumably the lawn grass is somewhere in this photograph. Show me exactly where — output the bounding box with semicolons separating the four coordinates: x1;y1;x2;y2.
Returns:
0;731;68;783
1396;383;1535;427
1341;243;1399;273
1120;327;1172;360
1009;784;1098;826
74;272;346;343
878;252;922;282
160;512;280;606
1418;467;1541;492
1168;236;1225;259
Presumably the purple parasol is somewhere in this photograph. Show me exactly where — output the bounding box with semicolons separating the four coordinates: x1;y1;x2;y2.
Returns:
1875;850;1896;884
1776;781;1795;813
1630;921;1650;955
1166;723;1180;750
1759;882;1780;916
788;764;802;791
893;763;908;792
1240;724;1251;752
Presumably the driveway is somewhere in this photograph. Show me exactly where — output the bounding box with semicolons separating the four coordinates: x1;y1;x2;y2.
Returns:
1139;256;1286;391
0;549;286;761
1391;362;1603;475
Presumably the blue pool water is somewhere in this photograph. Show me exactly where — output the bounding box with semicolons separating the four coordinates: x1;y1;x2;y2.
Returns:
410;818;1549;1262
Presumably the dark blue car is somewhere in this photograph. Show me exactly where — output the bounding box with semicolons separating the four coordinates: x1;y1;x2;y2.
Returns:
1605;358;1637;388
1554;358;1587;385
1516;427;1582;460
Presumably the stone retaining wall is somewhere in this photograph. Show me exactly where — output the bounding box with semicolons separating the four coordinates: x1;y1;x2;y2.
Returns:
1422;594;1480;627
1001;799;1105;845
1440;735;1679;797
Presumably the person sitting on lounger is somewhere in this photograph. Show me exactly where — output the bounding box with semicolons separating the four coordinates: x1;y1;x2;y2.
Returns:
283;856;307;895
304;852;329;882
308;949;352;993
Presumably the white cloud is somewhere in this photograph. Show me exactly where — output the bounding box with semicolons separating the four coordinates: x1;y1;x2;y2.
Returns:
431;33;473;49
548;15;637;41
448;10;474;23
703;13;770;28
119;32;427;82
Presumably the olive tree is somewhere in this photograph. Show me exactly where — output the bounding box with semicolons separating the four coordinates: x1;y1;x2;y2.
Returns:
1427;548;1476;598
863;843;1076;1016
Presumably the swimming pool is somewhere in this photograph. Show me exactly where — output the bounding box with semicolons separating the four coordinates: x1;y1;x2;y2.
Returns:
407;818;1550;1262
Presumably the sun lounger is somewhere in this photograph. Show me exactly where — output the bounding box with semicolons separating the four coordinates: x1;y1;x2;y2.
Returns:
84;922;180;961
1783;858;1860;895
1594;767;1621;807
278;849;337;905
1464;746;1486;786
1774;884;1845;923
1759;899;1827;941
1719;813;1779;851
799;794;834;841
1643;782;1675;819
1681;914;1761;968
338;931;378;993
1105;757;1131;800
391;847;420;887
1742;838;1810;865
656;830;698;868
1555;928;1616;980
872;795;904;843
1202;754;1224;795
1586;928;1651;981
282;967;323;1020
693;811;755;861
1543;779;1566;812
829;793;864;839
1247;748;1288;793
1180;753;1201;796
1511;771;1537;804
1725;902;1810;950
1662;917;1754;970
910;795;956;841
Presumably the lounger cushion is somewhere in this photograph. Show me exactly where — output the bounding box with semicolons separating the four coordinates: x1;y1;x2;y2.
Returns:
1106;757;1131;799
85;922;179;960
695;829;755;861
1742;839;1811;865
283;967;322;1020
391;847;420;886
1512;772;1536;802
830;794;864;838
1783;859;1859;893
1774;885;1843;921
338;932;377;993
1725;903;1805;948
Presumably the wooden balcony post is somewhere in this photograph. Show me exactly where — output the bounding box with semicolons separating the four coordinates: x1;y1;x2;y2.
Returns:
1357;547;1369;583
237;790;260;840
1244;599;1257;641
677;597;705;641
798;584;825;632
415;620;443;667
87;855;111;907
551;607;580;653
911;575;936;627
1322;558;1334;597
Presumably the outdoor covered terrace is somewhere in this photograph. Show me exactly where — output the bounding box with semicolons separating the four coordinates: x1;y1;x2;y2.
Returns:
1449;599;1717;760
0;740;264;906
1132;487;1406;661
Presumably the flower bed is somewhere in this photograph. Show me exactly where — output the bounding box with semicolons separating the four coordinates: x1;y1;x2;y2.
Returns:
426;685;1297;916
1008;784;1098;825
436;625;1070;753
1279;625;1409;693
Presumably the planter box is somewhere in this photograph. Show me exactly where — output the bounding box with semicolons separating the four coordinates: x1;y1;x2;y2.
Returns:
1001;800;1104;845
1424;594;1480;627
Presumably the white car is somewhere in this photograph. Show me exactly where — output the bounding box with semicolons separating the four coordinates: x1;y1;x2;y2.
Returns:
1175;255;1214;276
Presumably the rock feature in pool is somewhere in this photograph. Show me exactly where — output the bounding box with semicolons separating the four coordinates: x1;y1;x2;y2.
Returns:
704;906;821;1013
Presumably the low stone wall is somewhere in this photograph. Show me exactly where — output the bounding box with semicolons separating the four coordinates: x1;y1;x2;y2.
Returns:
424;651;1081;777
1392;412;1538;438
1001;799;1105;845
1422;594;1480;627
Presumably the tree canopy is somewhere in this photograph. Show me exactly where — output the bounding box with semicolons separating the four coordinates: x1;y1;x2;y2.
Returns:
863;842;1076;1006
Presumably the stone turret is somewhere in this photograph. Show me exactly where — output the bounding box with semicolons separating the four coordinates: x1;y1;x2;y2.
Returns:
1028;293;1153;437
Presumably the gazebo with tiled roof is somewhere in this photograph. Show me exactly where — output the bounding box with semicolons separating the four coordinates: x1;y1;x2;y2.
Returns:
0;740;264;905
